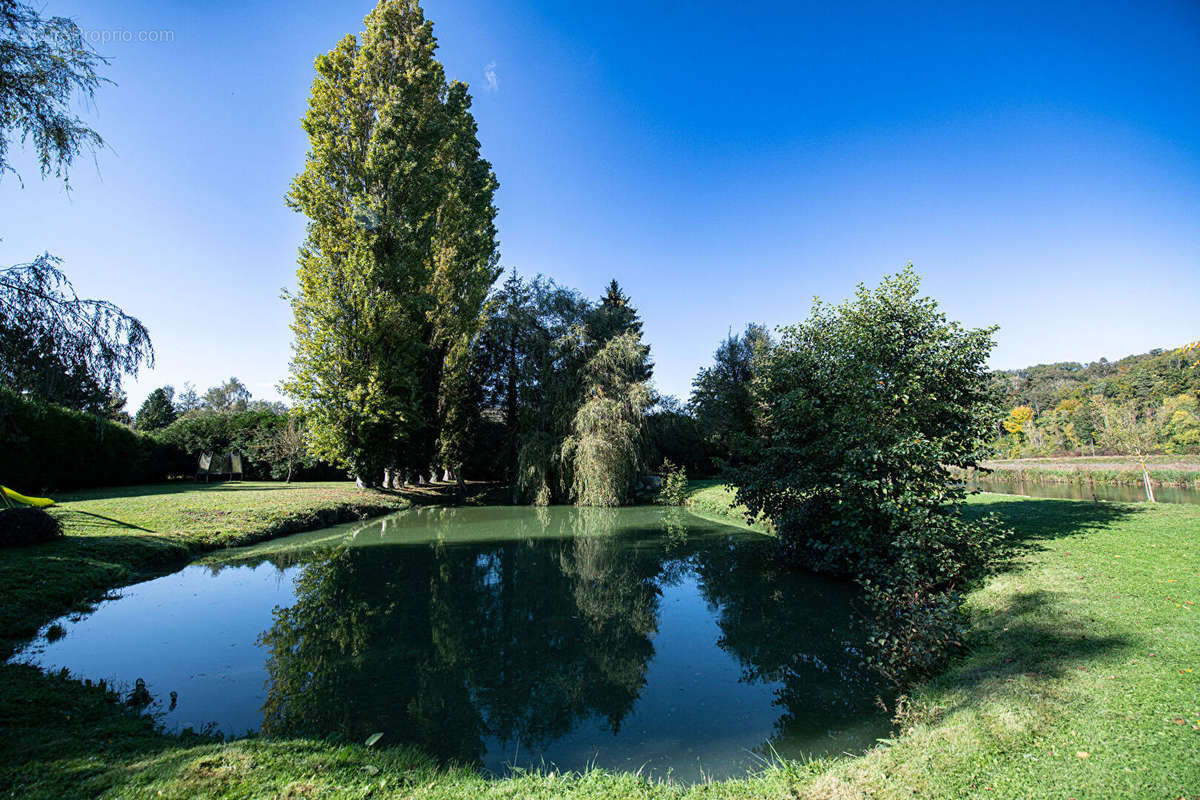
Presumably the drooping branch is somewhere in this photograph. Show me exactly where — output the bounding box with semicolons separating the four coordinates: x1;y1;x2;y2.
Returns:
0;0;109;185
0;254;153;404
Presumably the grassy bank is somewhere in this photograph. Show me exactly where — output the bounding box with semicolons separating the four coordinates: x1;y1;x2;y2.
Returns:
0;481;409;658
683;479;773;533
3;485;1199;798
974;455;1200;488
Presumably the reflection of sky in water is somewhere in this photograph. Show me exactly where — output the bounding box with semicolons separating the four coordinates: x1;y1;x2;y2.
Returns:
13;507;890;782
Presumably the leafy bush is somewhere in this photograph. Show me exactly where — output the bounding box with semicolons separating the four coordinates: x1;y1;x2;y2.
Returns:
0;387;179;491
730;267;1007;685
0;507;63;547
655;460;689;506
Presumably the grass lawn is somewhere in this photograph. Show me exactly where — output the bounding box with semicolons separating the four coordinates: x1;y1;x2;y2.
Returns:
1;484;1198;798
683;479;772;533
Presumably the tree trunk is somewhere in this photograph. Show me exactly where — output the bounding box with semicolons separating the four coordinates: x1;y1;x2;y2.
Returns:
1139;454;1156;503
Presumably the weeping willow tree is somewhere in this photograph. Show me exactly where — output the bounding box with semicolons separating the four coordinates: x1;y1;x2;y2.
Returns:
507;282;653;507
562;332;653;506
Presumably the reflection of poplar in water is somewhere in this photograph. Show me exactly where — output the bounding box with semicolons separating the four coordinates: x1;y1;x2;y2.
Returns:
257;544;487;762
256;510;665;762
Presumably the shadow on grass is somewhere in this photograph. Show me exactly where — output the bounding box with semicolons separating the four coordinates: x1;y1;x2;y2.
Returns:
0;662;215;798
908;586;1134;730
902;501;1143;726
965;496;1142;548
59;509;154;533
57;481;338;501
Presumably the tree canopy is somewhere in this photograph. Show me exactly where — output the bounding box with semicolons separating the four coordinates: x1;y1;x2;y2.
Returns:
0;254;153;414
729;266;1006;683
284;0;499;484
134;386;176;431
0;0;107;185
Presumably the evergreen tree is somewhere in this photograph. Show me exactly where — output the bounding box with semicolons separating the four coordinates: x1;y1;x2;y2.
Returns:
585;280;653;382
134;386;177;431
689;323;772;464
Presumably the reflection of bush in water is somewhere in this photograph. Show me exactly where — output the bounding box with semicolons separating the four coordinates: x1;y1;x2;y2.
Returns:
692;540;888;749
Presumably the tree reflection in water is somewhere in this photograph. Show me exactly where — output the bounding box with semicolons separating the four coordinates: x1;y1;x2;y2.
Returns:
251;506;886;768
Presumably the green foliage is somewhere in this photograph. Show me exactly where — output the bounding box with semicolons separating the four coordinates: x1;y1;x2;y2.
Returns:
991;342;1200;456
0;386;174;491
284;0;499;483
201;377;251;413
0;255;153;414
475;272;589;490
0;0;107;185
249;413;313;482
689;323;771;466
643;395;711;476
133;387;176;431
0;507;61;547
158;409;327;481
730;266;1006;684
1161;393;1200;452
502;280;654;506
476;274;655;506
563;332;653;507
655;459;688;506
998;388;1200;458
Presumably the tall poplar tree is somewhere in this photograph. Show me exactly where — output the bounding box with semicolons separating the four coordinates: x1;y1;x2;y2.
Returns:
284;0;499;483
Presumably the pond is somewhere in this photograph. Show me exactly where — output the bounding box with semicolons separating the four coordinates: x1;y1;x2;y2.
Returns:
13;506;890;782
969;477;1200;505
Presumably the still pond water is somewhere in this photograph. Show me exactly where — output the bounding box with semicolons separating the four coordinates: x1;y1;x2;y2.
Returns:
15;506;890;781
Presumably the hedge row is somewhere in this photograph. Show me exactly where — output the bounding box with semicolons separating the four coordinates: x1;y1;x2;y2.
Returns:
0;388;184;492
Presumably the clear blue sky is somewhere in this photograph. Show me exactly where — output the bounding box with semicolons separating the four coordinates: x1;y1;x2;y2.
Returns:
2;0;1198;411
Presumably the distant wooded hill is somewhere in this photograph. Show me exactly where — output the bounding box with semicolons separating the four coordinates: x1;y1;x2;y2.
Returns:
989;346;1200;457
991;347;1200;413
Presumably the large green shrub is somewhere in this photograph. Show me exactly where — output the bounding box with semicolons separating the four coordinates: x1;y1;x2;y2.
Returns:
0;387;177;492
730;267;1007;685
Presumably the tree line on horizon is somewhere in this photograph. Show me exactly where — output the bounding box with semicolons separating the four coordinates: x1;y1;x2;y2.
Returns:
991;347;1200;458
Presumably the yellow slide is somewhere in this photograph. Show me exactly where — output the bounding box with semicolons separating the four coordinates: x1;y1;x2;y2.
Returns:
2;486;54;508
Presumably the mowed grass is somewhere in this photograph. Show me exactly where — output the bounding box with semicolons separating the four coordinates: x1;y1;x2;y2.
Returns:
2;486;1198;798
0;481;408;657
683;479;773;534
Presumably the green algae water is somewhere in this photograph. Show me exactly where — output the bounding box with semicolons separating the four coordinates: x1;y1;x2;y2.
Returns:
14;506;889;781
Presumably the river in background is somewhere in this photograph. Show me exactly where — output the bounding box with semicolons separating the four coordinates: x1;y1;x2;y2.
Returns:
969;476;1200;505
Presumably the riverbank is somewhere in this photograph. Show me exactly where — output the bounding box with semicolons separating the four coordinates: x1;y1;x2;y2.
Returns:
0;482;410;660
682;479;773;533
2;485;1198;798
973;455;1200;488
